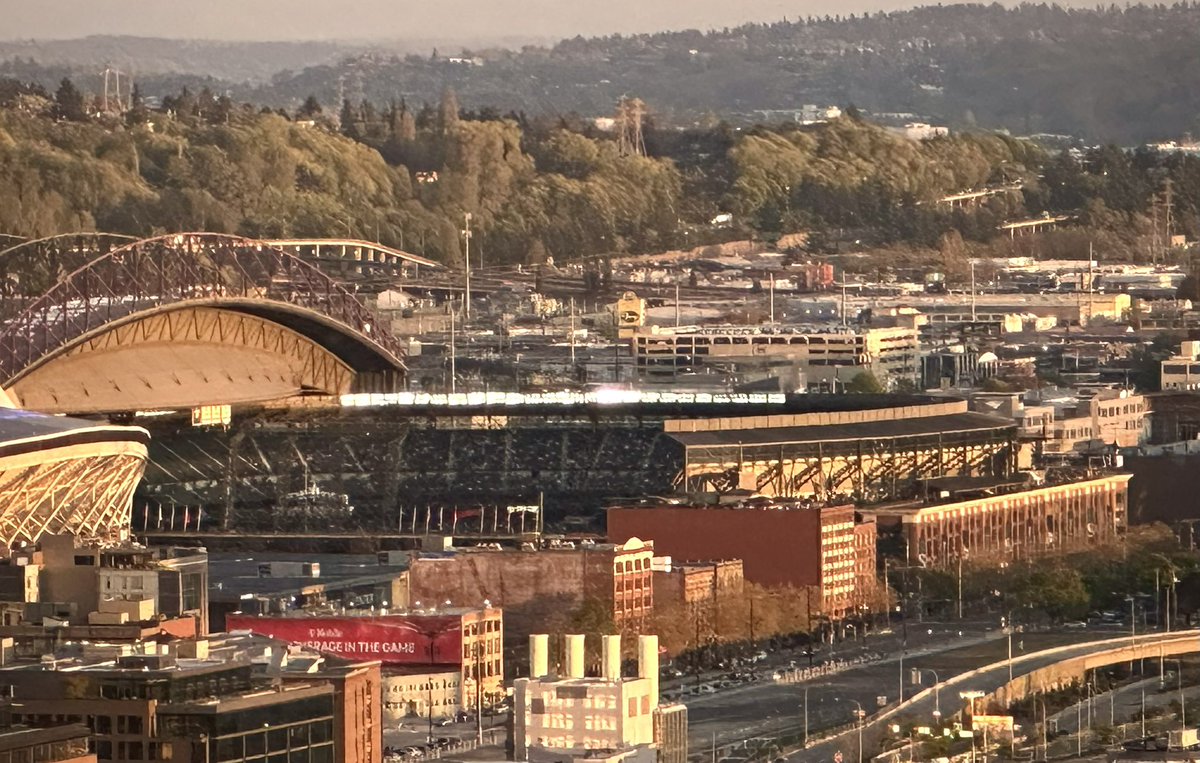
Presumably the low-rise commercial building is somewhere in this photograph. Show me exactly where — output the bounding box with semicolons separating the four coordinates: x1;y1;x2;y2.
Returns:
0;534;207;655
226;607;504;719
1161;341;1200;391
871;471;1131;568
0;725;95;763
408;539;653;644
608;501;875;617
971;389;1147;456
651;559;743;634
207;551;409;634
0;633;382;763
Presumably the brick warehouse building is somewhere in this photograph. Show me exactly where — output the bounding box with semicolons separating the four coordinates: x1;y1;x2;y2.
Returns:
652;560;744;634
407;539;653;646
871;472;1130;568
607;502;874;617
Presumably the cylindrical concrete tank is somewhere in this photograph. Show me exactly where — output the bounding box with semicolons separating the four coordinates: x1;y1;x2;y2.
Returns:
602;635;622;682
638;634;659;707
530;634;549;678
565;633;586;678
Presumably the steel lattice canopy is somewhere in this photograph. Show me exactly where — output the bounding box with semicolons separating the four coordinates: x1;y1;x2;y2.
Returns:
0;407;148;546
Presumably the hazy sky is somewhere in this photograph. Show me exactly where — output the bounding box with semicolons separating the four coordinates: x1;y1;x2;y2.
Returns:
0;0;1098;42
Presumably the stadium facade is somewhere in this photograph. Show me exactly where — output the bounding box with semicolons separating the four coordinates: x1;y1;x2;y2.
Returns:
136;394;1018;533
0;406;148;545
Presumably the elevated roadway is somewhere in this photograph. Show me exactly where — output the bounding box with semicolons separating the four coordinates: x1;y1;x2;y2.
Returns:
788;631;1200;763
681;629;1200;763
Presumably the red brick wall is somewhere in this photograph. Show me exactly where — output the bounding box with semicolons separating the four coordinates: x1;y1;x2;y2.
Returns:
608;506;833;588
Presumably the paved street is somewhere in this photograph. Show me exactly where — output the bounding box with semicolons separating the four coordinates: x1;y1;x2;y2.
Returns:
684;624;1133;757
782;632;1197;763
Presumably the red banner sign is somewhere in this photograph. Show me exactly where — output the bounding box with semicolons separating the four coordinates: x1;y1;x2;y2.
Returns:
226;614;464;665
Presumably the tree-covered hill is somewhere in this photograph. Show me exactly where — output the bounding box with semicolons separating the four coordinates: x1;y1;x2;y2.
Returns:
8;5;1200;142
245;3;1200;144
8;77;1200;277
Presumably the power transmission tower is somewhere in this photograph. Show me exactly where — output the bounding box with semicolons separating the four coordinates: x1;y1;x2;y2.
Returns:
101;66;129;114
1164;177;1174;255
1150;179;1175;264
615;97;647;157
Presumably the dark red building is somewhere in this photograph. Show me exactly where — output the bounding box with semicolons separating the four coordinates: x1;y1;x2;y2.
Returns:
607;501;874;616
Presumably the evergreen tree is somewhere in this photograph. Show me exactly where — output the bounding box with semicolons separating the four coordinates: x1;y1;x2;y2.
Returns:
126;84;149;126
438;88;460;134
54;78;86;121
339;99;359;139
298;95;323;118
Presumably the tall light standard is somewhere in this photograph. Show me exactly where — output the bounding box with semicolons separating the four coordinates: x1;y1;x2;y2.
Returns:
1169;658;1186;732
803;686;809;748
850;700;866;763
1035;695;1048;760
1126;595;1136;643
462;212;473;320
917;668;942;719
1000;613;1014;684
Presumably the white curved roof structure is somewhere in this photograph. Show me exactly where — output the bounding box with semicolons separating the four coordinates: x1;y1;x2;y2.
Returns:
0;408;148;546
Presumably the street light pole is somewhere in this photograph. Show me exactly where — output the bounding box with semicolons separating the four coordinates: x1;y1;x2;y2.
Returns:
1077;701;1082;757
803;686;809;748
1127;595;1136;643
921;668;941;719
462;213;473;321
1003;613;1013;684
1036;696;1047;760
850;700;866;763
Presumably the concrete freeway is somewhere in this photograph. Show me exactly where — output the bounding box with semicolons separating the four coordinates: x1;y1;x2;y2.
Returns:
679;628;1196;763
782;631;1200;763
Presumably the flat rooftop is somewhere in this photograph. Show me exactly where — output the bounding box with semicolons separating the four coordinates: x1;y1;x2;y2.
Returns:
208;552;403;603
669;411;1014;448
0;724;91;751
871;471;1131;517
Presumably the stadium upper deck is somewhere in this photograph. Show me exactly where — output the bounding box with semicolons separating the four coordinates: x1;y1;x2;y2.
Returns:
136;393;1017;532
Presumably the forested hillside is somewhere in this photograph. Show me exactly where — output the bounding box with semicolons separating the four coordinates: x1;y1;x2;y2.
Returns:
7;6;1200;143
7;77;1200;275
205;4;1200;143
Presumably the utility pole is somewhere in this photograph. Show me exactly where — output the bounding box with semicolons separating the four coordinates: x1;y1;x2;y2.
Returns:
957;550;964;620
970;259;977;323
462;212;473;320
449;299;457;394
769;276;776;323
569;297;577;366
749;596;755;643
475;639;484;744
803;686;809;748
675;282;681;328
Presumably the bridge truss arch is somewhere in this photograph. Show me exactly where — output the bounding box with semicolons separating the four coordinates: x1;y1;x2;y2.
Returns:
0;233;140;307
0;233;406;411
